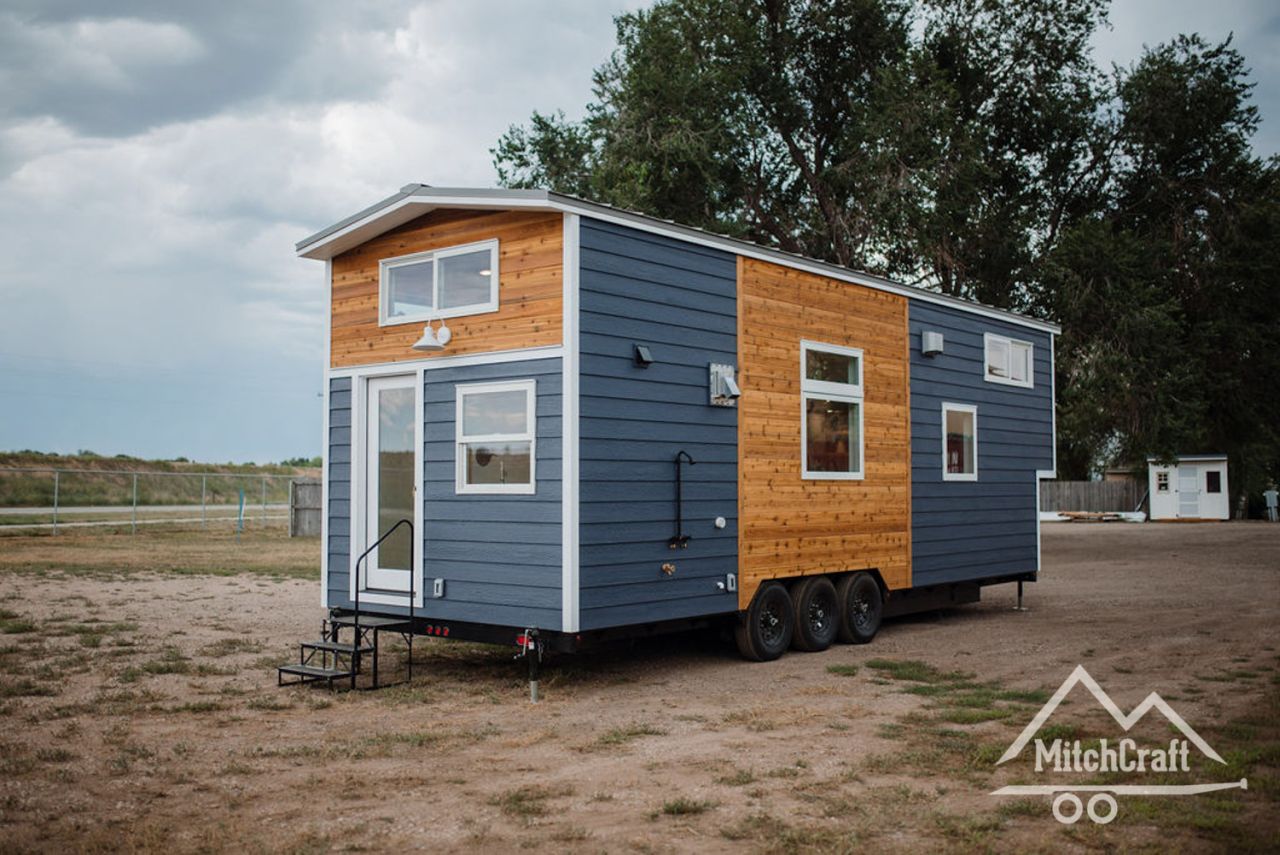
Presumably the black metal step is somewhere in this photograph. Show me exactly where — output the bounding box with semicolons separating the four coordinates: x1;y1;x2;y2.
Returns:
278;663;354;680
329;613;413;630
300;640;374;655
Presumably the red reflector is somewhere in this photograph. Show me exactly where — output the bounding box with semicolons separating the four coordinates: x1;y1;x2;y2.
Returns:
442;627;449;637
516;634;527;646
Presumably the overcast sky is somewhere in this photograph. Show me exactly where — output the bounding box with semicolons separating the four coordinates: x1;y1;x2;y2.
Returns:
1;0;1275;463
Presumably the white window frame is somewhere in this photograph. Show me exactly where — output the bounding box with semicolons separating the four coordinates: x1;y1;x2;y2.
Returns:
379;239;500;326
800;340;865;481
983;333;1034;388
455;378;537;495
941;402;979;482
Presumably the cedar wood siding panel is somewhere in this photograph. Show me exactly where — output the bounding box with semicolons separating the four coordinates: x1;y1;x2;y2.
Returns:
737;258;912;609
577;219;740;631
908;302;1053;585
327;358;562;628
329;208;562;369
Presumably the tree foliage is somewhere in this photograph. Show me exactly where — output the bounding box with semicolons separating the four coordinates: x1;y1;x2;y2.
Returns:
494;1;1279;500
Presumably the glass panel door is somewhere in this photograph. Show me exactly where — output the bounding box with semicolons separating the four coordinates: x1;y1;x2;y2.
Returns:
364;375;416;592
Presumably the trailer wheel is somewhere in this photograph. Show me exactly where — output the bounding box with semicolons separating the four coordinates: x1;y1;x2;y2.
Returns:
836;573;882;644
790;576;839;651
734;582;794;661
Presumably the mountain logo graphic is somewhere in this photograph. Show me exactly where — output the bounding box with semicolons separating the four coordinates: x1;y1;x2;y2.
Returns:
990;664;1246;825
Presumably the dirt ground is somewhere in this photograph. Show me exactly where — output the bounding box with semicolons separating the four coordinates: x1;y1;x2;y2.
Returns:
0;523;1277;853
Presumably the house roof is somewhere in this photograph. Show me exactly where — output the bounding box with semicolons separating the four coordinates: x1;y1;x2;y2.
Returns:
1147;454;1229;463
296;184;1061;334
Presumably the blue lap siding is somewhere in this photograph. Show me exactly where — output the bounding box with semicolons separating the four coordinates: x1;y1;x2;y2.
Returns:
326;359;562;629
577;219;740;630
908;303;1054;585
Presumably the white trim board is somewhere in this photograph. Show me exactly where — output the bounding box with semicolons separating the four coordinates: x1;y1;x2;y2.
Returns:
295;188;1060;335
560;212;581;634
320;259;332;609
326;345;563;379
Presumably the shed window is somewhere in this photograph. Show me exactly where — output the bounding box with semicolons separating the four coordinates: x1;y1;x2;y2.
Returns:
984;333;1033;388
380;240;499;325
1157;471;1169;492
942;403;978;481
801;341;864;480
1206;470;1222;493
455;379;536;494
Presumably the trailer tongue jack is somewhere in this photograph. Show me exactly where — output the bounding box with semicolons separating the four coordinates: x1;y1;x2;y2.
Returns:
518;628;542;704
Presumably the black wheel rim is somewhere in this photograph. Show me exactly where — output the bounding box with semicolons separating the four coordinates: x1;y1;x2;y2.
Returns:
759;598;785;646
851;584;876;632
808;594;833;636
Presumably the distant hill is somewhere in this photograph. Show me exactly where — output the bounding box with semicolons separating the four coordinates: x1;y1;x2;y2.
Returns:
0;451;321;508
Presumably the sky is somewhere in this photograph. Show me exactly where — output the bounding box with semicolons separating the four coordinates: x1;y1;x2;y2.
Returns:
0;0;1275;464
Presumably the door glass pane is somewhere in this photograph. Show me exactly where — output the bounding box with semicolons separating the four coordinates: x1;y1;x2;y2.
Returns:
946;409;975;475
376;386;414;571
806;349;858;385
462;389;527;436
806;397;859;473
387;260;434;318
439;248;493;310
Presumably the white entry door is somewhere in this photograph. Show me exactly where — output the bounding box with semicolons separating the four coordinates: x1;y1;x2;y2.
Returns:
1178;465;1200;518
361;374;418;593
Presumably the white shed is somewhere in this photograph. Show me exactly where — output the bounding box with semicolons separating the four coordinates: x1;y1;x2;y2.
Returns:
1148;455;1230;521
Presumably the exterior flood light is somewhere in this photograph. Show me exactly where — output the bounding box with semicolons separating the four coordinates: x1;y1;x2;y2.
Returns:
412;320;452;352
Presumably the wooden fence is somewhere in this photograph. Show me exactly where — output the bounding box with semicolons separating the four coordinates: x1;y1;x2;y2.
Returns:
289;479;322;537
1040;480;1145;513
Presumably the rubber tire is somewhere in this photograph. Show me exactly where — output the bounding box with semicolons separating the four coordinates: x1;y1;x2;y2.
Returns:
790;576;840;652
836;573;883;644
734;582;795;661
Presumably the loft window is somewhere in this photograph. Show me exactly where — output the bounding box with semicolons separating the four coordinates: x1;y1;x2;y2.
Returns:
380;239;499;325
800;340;864;480
942;403;978;481
1157;471;1170;492
1206;470;1222;493
455;379;536;495
984;333;1034;388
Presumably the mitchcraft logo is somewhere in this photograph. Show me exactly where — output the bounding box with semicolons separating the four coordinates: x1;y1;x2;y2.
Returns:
990;665;1247;825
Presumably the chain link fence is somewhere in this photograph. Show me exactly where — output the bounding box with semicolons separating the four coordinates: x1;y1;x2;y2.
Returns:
0;468;309;535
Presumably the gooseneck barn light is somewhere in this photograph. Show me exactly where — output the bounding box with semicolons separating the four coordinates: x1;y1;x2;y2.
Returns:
412;318;452;352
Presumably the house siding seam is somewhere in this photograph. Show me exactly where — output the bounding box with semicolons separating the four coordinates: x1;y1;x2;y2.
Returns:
326;358;562;629
577;218;740;630
908;303;1054;586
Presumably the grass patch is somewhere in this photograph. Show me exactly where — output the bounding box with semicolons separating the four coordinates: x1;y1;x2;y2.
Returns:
658;797;716;817
866;659;975;684
201;638;264;657
715;768;756;786
594;722;667;747
826;664;859;677
488;783;574;823
0;678;58;698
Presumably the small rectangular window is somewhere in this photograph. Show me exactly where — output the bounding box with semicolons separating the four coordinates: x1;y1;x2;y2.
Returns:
801;341;864;480
1157;471;1169;492
380;239;499;325
942;403;978;481
984;333;1034;388
1205;470;1222;494
455;379;536;494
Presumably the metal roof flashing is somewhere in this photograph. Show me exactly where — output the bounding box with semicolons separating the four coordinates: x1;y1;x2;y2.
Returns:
295;186;1061;334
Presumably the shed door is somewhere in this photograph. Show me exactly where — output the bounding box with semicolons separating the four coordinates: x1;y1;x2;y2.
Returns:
1178;465;1200;518
362;374;417;593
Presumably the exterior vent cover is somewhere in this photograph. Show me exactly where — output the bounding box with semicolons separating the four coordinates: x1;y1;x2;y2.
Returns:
922;331;944;356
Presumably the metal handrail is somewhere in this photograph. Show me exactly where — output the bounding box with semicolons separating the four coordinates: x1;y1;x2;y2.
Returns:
352;517;415;688
669;450;696;548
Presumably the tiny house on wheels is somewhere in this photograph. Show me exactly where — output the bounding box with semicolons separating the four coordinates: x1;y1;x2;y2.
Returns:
280;185;1058;686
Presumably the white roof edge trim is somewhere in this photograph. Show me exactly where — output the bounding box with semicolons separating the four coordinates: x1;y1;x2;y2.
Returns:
296;188;1061;335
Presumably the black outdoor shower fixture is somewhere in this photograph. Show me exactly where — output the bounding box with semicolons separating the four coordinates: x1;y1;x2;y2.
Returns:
669;449;696;549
